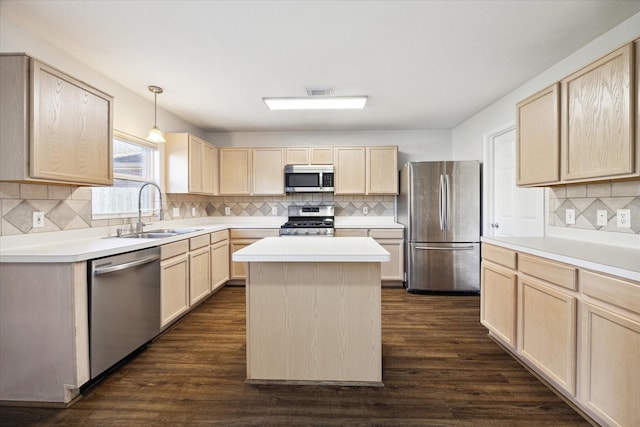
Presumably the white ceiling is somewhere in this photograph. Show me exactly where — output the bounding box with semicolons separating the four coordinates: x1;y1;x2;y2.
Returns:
2;0;640;132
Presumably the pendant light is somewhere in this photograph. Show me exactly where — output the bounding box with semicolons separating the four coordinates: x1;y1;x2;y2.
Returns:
147;85;166;143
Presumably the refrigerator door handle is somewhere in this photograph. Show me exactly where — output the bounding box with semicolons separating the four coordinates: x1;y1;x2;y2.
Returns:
444;174;451;230
438;174;445;230
415;245;476;251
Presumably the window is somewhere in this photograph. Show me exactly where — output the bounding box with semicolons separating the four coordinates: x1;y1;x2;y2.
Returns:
92;131;160;219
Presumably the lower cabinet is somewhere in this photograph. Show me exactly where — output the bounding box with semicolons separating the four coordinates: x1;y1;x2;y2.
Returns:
518;275;577;395
480;260;517;349
210;230;230;291
189;235;211;306
334;228;404;283
579;270;640;427
481;242;640;427
160;240;190;329
229;229;279;281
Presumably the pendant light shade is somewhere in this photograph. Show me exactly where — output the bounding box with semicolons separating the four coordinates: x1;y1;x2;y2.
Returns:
147;85;166;143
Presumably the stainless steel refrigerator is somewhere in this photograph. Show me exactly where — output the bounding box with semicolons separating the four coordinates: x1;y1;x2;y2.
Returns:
397;161;480;293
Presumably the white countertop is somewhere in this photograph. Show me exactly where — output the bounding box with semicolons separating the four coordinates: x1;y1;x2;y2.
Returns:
232;236;390;262
482;236;640;282
0;217;402;263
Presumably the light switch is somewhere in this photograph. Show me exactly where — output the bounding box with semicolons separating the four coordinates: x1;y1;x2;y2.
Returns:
32;211;44;228
596;210;608;226
172;207;180;217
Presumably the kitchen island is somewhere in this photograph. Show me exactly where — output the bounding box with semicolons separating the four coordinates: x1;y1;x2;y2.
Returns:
233;236;390;385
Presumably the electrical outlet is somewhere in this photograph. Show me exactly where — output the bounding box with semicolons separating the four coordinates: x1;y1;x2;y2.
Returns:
225;206;231;215
192;207;197;216
363;206;369;215
565;209;575;225
616;209;631;229
596;210;608;226
271;206;278;215
172;207;180;217
32;211;44;228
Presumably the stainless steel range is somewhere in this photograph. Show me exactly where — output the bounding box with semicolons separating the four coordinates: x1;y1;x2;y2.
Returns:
279;205;334;236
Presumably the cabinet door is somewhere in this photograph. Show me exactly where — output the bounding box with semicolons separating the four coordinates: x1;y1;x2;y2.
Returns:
219;148;252;195
189;246;211;306
480;261;517;349
580;302;640;427
518;275;576;395
211;240;229;292
252;147;285;195
378;240;403;281
310;147;333;164
160;253;190;328
31;59;113;185
334;146;365;194
286;147;309;165
561;43;635;182
366;146;398;195
229;241;253;280
516;84;560;186
188;137;204;194
202;143;217;195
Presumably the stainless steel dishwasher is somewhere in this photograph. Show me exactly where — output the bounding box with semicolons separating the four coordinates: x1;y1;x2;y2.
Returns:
89;246;161;379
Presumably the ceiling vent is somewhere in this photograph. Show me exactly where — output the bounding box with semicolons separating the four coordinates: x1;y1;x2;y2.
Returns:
306;86;333;97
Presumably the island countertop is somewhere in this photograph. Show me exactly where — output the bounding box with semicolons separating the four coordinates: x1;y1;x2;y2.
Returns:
232;236;390;263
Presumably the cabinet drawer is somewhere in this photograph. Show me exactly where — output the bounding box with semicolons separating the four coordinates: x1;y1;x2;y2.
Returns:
482;244;517;269
519;253;576;291
369;229;403;239
335;229;368;237
230;228;279;239
190;234;210;250
161;239;189;260
581;270;640;315
210;229;228;245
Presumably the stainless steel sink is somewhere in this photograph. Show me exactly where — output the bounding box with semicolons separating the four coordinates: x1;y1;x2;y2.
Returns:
111;228;204;239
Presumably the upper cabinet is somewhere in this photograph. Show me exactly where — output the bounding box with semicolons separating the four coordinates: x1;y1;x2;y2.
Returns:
219;147;284;195
285;147;333;165
561;43;635;182
165;133;218;195
0;54;113;186
516;40;639;187
334;146;398;195
516;84;560;186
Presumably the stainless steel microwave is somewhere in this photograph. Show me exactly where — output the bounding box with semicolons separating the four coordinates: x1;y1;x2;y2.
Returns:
284;164;334;193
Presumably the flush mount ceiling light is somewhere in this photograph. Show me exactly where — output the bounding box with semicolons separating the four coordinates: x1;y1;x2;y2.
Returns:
263;96;368;110
146;85;166;143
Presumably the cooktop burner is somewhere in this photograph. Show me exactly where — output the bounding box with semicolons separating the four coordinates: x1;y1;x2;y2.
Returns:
280;205;335;236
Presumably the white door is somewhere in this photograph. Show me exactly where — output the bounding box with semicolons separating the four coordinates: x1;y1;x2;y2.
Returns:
486;127;544;237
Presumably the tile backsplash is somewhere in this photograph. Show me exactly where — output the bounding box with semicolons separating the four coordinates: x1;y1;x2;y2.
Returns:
0;182;394;235
549;180;640;234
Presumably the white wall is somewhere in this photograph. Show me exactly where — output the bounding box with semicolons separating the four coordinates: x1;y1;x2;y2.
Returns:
208;129;452;167
0;13;205;140
451;12;640;161
451;12;640;247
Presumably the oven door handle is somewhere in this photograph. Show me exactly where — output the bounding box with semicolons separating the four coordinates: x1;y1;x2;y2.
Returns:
93;254;160;275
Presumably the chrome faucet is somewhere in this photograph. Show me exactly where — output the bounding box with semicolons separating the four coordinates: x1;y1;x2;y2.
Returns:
137;182;164;233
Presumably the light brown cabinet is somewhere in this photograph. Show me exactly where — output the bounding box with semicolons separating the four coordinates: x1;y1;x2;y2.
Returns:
561;43;636;182
189;235;211;306
160;240;190;329
219;148;252;195
334;146;398;195
579;270;640;427
0;54;113;185
516;84;560;186
252;147;285;195
210;230;229;292
285;147;333;165
480;244;518;349
165;133;218;195
229;229;280;281
333;228;404;282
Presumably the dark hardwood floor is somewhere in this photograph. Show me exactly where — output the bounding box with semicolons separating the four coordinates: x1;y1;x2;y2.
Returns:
1;287;590;426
